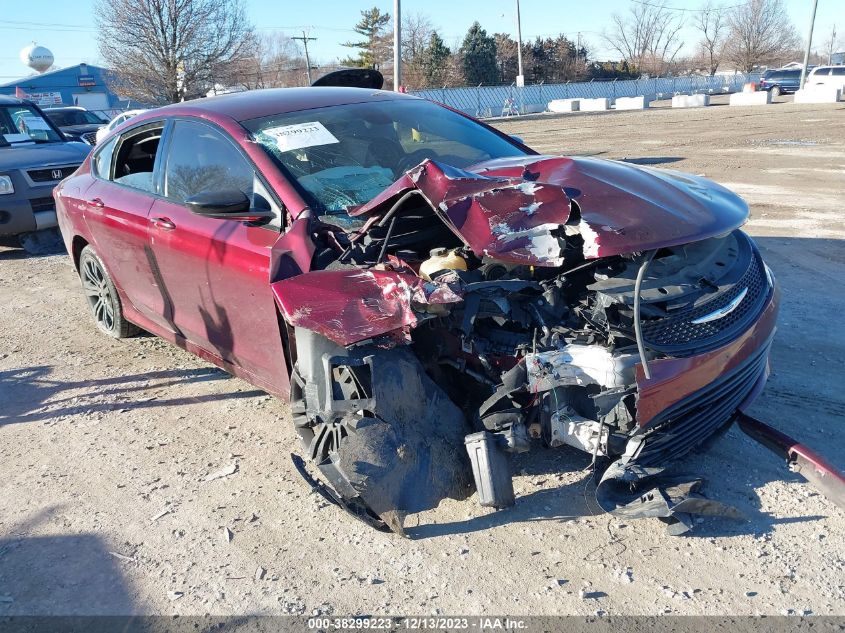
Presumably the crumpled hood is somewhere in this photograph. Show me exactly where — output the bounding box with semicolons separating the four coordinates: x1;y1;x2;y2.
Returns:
351;155;749;264
0;141;90;170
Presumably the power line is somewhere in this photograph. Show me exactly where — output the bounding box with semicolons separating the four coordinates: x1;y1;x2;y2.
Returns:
630;0;746;12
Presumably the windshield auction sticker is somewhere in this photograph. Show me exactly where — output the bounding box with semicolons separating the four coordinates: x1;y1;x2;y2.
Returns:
262;121;340;152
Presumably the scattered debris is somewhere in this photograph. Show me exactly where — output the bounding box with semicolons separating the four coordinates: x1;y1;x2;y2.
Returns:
255;567;266;581
168;591;184;601
222;527;233;543
204;463;238;482
280;598;307;615
151;509;171;522
614;567;634;584
109;551;136;562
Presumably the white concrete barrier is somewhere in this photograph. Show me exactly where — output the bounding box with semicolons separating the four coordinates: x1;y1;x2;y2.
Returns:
523;103;546;114
794;87;842;103
548;98;580;113
671;94;710;108
729;91;772;106
615;95;650;110
580;98;609;111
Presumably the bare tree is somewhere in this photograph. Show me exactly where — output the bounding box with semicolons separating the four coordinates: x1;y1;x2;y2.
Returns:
97;0;254;104
604;1;685;76
401;12;434;63
400;12;435;88
216;33;306;91
725;0;800;72
694;1;727;75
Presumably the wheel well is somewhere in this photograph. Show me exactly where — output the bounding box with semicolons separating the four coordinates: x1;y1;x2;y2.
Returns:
71;236;89;272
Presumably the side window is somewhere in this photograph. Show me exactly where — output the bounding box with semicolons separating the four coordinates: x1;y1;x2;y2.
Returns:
813;68;831;76
93;137;117;179
163;120;254;204
832;67;845;76
113;125;164;193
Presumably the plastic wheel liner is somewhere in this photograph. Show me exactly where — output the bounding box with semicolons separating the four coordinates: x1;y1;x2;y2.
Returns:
291;329;473;534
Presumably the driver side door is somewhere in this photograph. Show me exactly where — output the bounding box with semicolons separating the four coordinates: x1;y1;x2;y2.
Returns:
146;118;288;394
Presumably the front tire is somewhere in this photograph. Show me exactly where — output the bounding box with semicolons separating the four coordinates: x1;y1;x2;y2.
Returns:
770;85;781;98
78;245;139;338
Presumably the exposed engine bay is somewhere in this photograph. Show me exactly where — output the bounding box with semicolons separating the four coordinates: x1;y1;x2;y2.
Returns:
273;156;782;535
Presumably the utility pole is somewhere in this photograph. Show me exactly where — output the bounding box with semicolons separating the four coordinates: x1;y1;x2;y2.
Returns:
799;0;819;90
393;0;401;91
515;0;524;86
293;31;317;85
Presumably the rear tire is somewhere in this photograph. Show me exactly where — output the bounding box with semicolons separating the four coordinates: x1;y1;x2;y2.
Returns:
770;85;781;98
78;245;139;339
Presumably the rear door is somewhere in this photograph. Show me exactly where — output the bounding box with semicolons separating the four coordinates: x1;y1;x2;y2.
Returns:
83;122;166;322
146;118;288;392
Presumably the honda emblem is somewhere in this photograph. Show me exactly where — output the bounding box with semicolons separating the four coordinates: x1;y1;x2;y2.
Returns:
51;169;63;180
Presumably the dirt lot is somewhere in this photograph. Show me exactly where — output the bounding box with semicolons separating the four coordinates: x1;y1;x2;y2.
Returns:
1;98;844;617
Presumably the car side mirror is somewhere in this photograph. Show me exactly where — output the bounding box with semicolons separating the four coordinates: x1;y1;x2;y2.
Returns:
510;134;525;145
185;189;273;221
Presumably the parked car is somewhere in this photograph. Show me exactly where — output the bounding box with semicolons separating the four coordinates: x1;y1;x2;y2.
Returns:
0;95;90;251
805;65;845;91
758;68;802;96
43;106;106;145
95;109;148;145
54;86;845;534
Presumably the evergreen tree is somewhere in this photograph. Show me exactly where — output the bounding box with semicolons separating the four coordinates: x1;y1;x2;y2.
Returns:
341;7;391;68
459;22;498;85
420;31;451;87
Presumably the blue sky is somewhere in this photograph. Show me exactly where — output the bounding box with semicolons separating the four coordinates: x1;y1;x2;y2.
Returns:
1;0;843;80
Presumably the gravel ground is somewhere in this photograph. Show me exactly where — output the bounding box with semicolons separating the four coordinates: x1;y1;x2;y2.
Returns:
1;97;844;617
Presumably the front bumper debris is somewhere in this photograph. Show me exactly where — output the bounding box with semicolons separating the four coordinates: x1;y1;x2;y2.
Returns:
738;412;845;511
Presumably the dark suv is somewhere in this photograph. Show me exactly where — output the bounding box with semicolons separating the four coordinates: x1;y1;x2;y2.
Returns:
0;95;90;251
758;68;802;96
43;106;107;145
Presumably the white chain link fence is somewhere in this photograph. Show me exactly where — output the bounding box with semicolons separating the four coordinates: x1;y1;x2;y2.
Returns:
410;73;762;118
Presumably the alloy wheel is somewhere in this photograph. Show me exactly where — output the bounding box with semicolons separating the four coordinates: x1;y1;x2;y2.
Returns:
81;256;116;332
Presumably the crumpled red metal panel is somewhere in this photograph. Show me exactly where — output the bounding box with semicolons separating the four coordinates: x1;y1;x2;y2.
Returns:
351;161;573;267
271;269;463;346
349;156;749;263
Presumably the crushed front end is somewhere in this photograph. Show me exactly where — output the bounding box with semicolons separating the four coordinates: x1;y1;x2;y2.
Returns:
273;156;795;534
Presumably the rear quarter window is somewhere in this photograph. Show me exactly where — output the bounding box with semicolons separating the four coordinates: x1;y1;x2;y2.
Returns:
93;137;117;179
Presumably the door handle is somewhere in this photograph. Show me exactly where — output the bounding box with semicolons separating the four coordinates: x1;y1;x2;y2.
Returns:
150;216;176;230
88;197;104;208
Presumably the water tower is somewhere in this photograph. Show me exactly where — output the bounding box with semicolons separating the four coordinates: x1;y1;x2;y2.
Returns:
20;43;54;73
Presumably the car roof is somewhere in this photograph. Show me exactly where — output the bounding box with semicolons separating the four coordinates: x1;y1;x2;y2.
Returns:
44;106;86;111
0;94;28;105
144;87;414;123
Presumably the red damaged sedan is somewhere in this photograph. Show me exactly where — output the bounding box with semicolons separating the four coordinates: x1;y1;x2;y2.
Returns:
54;86;844;534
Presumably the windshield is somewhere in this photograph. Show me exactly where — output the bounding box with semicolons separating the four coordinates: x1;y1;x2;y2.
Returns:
47;110;105;126
243;98;527;214
0;105;63;143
